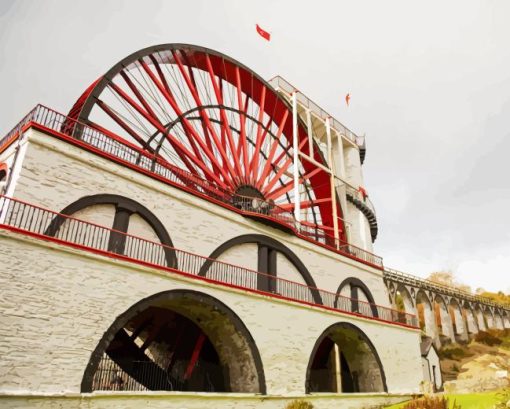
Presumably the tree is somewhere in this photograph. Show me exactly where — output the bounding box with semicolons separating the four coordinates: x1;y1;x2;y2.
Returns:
427;272;509;304
427;271;472;294
478;290;510;305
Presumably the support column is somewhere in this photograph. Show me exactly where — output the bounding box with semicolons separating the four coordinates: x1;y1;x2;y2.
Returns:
292;91;300;222
464;308;479;336
334;343;342;393
476;308;487;331
485;311;495;329
451;303;469;342
326;117;339;247
439;302;455;343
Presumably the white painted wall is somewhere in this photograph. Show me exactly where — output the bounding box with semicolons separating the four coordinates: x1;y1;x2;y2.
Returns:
0;231;424;396
10;130;389;306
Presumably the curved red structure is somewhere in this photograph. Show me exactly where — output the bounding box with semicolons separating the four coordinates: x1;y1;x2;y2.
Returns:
66;44;346;242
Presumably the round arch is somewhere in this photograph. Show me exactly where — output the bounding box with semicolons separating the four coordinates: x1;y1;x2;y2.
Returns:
305;322;387;393
433;294;451;337
45;194;176;267
334;277;378;317
449;298;466;335
198;234;322;304
416;290;435;335
462;301;478;333
81;289;266;394
395;285;415;312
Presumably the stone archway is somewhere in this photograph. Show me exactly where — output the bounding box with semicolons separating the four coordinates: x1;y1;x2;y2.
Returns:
306;322;387;393
81;290;266;394
416;290;436;338
449;298;467;342
433;295;453;341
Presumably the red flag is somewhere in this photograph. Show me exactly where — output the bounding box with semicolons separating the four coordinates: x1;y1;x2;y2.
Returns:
345;93;350;106
256;24;271;41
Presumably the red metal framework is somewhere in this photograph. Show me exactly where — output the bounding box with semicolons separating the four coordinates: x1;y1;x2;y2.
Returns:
65;44;346;243
0;195;416;328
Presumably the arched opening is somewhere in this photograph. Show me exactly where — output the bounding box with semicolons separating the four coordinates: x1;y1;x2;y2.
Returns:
434;295;453;340
306;322;386;393
394;286;414;313
82;290;266;394
474;304;487;331
483;308;495;329
416;290;436;338
335;277;378;317
503;312;510;329
462;302;478;335
199;234;321;304
495;312;505;329
449;299;466;339
46;194;176;267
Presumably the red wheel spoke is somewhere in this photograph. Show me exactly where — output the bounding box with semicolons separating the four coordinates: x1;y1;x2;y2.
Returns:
256;111;289;190
278;197;331;211
249;86;266;180
172;51;238;186
120;70;161;124
204;54;243;179
266;167;322;200
96;99;155;153
109;79;226;187
235;67;249;181
149;54;173;96
138;58;231;187
262;138;307;195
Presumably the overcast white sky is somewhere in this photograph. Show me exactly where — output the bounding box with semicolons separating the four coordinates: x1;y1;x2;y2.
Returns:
1;0;509;293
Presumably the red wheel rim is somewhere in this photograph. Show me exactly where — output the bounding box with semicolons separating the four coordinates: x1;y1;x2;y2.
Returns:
67;44;346;242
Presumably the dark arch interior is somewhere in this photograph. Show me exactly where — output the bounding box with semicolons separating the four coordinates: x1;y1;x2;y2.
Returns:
94;306;226;392
82;290;266;393
306;323;386;394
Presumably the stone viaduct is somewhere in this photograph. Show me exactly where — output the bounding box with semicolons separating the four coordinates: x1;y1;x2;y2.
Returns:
384;268;510;348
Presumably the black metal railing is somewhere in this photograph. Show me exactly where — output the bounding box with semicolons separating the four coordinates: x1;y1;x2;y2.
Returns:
91;355;222;392
0;195;417;327
0;104;383;269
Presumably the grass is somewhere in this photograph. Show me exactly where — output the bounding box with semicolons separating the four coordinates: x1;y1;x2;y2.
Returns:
385;391;501;409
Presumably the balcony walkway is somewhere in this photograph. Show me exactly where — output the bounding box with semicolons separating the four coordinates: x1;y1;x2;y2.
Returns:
0;105;383;269
0;195;417;328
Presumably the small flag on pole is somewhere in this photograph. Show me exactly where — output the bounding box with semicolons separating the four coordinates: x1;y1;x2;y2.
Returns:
256;24;271;41
345;93;350;106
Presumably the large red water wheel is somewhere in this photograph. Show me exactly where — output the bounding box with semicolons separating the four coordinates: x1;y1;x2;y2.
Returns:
67;44;346;242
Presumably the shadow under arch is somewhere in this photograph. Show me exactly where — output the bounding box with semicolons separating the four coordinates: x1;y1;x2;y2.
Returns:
198;234;322;305
305;322;387;394
81;289;266;394
44;194;176;268
334;277;378;317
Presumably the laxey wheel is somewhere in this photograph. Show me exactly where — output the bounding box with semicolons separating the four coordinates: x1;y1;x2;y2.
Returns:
66;44;346;242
